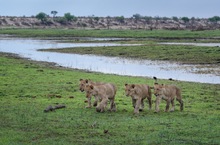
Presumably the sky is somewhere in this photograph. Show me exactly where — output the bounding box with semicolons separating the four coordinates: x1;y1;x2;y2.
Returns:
0;0;219;18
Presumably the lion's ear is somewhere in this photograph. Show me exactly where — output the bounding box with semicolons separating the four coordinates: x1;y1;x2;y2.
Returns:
131;84;135;88
125;83;128;86
90;85;94;89
79;79;83;81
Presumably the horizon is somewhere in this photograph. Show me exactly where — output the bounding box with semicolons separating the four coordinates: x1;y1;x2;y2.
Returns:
0;14;218;19
1;0;220;19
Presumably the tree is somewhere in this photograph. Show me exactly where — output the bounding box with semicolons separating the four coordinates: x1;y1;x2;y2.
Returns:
106;16;111;29
94;16;100;22
208;16;220;23
115;16;125;23
208;16;220;29
36;12;47;23
132;13;142;23
181;17;190;23
190;17;196;30
51;11;58;18
172;16;179;22
143;16;152;30
64;13;77;22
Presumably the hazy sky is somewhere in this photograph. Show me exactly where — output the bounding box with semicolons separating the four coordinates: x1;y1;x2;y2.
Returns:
0;0;219;18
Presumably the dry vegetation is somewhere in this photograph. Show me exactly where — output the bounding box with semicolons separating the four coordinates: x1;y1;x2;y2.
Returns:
1;16;220;30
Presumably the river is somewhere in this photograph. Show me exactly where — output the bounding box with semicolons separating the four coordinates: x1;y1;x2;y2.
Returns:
0;37;219;84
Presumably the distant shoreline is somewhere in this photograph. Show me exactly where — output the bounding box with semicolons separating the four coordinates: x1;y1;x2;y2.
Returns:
1;16;219;30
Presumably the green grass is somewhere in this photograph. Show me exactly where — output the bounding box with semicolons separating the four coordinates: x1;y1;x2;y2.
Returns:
1;28;220;39
0;53;220;145
40;44;220;64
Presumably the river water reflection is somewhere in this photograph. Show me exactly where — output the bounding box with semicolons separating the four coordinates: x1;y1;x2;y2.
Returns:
0;37;219;84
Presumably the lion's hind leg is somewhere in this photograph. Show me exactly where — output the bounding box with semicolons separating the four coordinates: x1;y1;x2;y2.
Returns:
170;99;175;112
96;99;108;112
147;97;152;110
176;88;184;111
165;98;171;112
109;98;116;112
177;98;184;111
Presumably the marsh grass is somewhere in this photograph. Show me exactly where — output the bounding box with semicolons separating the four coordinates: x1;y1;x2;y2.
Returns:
1;28;220;39
41;44;220;65
0;53;219;144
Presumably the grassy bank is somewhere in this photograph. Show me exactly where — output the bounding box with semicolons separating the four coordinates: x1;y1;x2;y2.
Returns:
0;53;219;144
41;44;220;65
1;28;220;39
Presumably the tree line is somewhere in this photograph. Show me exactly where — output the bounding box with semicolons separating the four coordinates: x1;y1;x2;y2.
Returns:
35;11;220;24
36;11;77;24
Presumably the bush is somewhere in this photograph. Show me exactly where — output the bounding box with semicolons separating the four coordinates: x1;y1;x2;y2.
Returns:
55;17;67;24
208;16;220;23
36;12;47;23
64;13;77;22
115;16;125;23
181;17;190;23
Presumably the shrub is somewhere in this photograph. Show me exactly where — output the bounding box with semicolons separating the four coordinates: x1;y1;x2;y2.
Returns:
64;13;77;22
36;12;47;23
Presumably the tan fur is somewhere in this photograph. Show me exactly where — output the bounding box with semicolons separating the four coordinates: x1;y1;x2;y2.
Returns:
153;83;184;112
79;79;105;108
84;83;117;112
125;84;152;114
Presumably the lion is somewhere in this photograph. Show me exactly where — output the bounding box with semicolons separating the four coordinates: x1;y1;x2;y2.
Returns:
153;83;184;112
79;79;105;108
125;84;152;114
84;83;117;112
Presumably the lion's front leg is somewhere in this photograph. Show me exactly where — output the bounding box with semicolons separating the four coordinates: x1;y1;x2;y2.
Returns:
93;96;99;107
86;96;92;108
134;98;141;114
132;98;136;108
139;99;144;111
155;96;161;113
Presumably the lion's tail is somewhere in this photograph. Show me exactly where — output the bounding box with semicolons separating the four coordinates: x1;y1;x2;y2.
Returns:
153;76;158;84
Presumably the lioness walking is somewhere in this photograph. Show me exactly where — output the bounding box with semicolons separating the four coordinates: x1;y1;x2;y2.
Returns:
79;79;105;108
84;83;117;112
125;84;152;114
153;83;184;112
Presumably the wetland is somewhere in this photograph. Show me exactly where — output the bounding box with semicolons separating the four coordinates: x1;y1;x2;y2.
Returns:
0;30;219;84
0;29;220;145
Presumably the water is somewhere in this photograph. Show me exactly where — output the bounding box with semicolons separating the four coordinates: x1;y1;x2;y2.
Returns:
0;37;219;84
160;42;220;47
